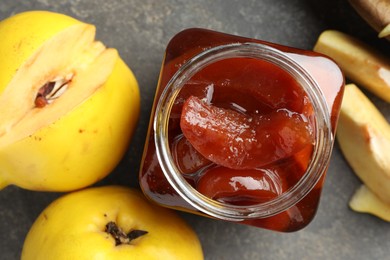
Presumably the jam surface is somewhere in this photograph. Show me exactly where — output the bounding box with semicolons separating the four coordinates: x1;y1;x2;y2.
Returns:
139;28;344;232
176;57;315;206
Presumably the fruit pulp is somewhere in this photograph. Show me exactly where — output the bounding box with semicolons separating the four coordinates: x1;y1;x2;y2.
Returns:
139;28;344;232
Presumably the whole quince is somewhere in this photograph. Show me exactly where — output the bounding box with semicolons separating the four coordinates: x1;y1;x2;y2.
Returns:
21;186;204;260
0;11;140;191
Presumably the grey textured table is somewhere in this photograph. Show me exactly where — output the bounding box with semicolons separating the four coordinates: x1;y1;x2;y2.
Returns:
0;1;389;259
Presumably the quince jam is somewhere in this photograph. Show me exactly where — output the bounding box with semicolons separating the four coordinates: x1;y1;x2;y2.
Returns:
177;58;314;203
139;28;344;232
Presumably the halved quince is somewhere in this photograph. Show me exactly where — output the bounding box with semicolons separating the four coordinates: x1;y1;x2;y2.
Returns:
0;11;140;191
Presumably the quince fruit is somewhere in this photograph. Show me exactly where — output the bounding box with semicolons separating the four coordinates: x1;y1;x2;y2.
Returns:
21;186;204;260
0;11;140;191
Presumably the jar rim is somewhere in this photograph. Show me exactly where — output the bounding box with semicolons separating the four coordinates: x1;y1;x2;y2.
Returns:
154;42;333;220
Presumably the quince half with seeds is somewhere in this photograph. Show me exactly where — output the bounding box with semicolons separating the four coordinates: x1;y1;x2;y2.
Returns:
0;11;140;191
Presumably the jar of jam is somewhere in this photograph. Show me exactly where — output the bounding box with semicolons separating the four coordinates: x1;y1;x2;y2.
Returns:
139;28;344;232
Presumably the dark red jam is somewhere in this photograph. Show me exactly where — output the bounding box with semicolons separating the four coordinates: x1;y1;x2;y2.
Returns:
139;28;344;232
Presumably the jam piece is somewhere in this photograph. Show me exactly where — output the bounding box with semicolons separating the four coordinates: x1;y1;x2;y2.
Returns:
180;96;314;170
196;166;288;205
289;145;314;184
173;57;308;118
245;211;291;231
171;134;212;174
191;57;306;113
170;80;215;119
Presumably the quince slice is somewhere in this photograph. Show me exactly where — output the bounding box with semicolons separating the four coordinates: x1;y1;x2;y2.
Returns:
337;84;390;204
379;23;390;38
0;11;140;191
349;185;390;221
314;30;390;102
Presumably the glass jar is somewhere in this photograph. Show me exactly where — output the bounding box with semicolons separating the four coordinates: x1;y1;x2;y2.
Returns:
139;28;344;232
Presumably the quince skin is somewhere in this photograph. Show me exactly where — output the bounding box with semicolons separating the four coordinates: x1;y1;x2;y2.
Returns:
21;186;204;259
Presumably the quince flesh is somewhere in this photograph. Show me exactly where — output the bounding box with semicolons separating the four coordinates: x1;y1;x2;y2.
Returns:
21;186;204;259
0;11;140;191
350;185;390;222
314;30;390;102
379;23;390;38
337;84;390;205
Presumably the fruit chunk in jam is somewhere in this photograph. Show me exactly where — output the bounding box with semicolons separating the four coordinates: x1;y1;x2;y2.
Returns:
172;57;315;205
180;96;313;170
196;166;288;206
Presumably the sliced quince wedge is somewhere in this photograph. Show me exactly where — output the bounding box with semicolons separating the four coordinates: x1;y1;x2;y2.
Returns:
313;30;390;102
0;11;140;191
379;23;390;38
337;84;390;204
349;185;390;221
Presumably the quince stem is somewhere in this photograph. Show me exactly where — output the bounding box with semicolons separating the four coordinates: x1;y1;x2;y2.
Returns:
105;221;148;246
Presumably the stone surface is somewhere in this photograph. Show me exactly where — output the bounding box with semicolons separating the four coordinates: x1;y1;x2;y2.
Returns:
0;1;389;259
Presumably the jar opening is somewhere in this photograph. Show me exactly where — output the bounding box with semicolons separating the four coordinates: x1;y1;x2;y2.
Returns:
154;42;333;220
